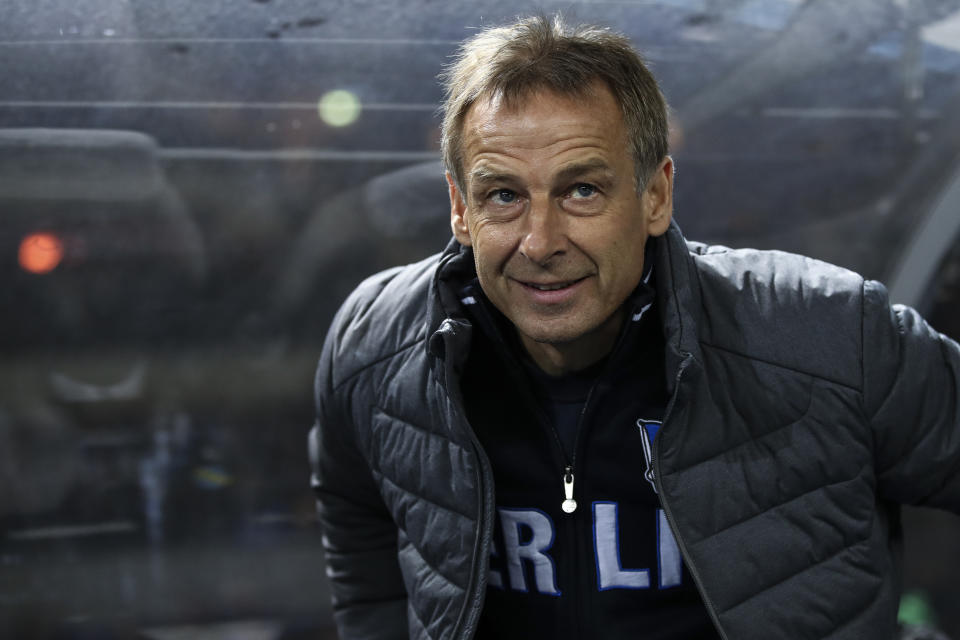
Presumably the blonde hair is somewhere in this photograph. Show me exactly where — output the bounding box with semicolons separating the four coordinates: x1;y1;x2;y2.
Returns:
440;14;669;194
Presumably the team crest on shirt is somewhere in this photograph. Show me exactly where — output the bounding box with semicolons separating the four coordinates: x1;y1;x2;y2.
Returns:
636;419;661;493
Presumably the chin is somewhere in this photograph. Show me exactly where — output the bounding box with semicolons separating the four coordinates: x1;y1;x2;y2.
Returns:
518;319;596;346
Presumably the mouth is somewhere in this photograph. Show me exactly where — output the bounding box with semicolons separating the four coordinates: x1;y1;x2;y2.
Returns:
524;280;579;291
516;276;589;296
519;276;587;291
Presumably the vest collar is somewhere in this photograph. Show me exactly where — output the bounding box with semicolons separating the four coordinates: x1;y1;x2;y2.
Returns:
427;220;705;383
653;220;705;386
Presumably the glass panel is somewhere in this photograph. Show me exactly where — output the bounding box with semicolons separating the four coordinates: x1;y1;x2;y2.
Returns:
1;1;959;637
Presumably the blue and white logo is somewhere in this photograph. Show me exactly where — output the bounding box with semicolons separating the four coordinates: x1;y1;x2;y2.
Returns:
636;419;661;493
489;503;682;593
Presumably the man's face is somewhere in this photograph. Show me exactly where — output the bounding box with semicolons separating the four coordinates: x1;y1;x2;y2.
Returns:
448;83;673;369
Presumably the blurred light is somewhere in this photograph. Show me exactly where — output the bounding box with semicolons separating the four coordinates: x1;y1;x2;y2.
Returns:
924;9;960;53
193;465;234;490
318;89;362;127
19;232;63;274
898;590;939;627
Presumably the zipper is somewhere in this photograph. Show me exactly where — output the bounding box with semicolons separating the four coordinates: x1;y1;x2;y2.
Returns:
558;304;642;516
552;372;604;513
542;311;640;640
434;322;495;640
476;303;576;514
448;341;583;638
654;354;729;640
503;361;573;508
482;320;590;640
452;430;494;640
561;465;577;513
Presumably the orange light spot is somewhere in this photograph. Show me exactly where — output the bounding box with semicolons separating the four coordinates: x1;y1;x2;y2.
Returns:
19;232;64;274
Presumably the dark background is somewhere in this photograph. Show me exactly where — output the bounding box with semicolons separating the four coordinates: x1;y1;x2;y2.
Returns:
1;0;958;637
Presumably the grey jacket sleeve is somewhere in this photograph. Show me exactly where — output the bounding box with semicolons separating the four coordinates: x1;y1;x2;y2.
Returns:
863;279;960;511
310;311;408;639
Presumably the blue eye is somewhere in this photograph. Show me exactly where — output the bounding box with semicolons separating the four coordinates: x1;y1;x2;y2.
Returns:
573;184;596;198
491;189;516;204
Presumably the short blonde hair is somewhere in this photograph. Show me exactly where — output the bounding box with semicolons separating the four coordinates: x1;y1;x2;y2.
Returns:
440;14;669;194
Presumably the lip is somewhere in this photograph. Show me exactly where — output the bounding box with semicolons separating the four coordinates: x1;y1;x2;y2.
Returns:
515;276;588;305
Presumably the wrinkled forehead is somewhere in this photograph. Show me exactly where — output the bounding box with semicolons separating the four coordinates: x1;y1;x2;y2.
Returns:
457;83;634;192
469;80;626;131
466;79;611;120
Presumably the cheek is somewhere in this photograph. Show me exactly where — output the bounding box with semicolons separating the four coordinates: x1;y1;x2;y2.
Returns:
468;236;498;282
571;217;627;255
591;224;647;282
469;222;516;271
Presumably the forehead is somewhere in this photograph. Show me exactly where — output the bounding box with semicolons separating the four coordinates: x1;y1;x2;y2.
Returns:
459;84;629;175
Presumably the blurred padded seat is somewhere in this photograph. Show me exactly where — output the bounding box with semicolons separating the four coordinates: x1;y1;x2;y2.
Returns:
0;128;205;277
0;129;206;520
275;160;449;322
0;128;168;203
0;128;206;352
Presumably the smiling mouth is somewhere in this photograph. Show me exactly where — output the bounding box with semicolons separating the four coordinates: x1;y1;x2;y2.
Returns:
521;277;587;291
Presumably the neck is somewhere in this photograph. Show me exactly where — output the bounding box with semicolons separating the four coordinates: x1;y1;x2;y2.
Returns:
519;307;626;377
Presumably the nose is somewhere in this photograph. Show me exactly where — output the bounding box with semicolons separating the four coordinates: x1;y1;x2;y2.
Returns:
519;196;566;265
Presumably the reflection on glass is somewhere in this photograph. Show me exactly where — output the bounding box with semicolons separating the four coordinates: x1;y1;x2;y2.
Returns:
317;89;362;127
19;232;64;274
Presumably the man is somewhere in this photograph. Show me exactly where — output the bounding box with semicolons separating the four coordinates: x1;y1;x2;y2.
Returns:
310;15;960;640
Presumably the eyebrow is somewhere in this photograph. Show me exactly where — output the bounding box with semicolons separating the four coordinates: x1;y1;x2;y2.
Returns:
469;166;515;189
468;158;615;190
553;159;615;186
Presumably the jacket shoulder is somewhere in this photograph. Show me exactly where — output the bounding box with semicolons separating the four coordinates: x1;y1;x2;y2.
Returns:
324;252;440;388
688;243;866;389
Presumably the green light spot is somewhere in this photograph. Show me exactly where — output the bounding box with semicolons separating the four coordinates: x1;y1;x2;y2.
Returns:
898;590;938;627
318;90;362;127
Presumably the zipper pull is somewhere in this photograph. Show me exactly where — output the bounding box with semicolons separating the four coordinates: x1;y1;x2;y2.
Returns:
561;466;577;514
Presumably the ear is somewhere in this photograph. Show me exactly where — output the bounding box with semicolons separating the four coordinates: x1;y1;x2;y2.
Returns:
643;156;674;237
447;171;473;247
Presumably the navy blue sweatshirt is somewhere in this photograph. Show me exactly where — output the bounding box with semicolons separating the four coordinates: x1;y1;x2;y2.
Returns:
459;270;719;640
